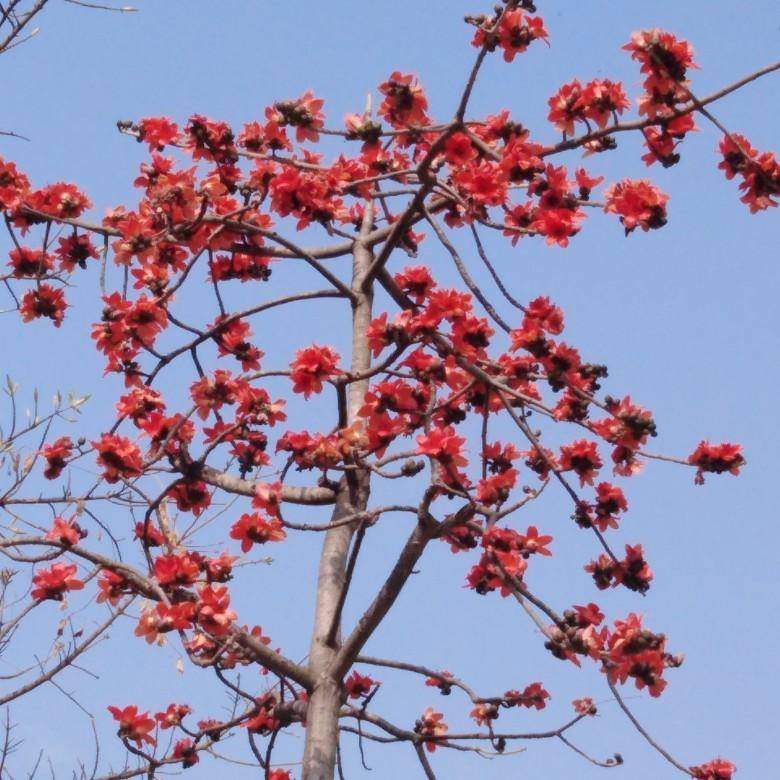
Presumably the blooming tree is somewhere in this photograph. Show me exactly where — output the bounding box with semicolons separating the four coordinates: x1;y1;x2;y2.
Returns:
0;1;777;778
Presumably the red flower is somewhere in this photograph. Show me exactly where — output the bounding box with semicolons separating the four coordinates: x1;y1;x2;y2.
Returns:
443;132;477;166
107;705;156;748
290;345;341;398
25;182;92;219
31;563;84;601
154;552;201;587
155;703;192;730
40;436;73;479
44;516;84;546
196;585;237;637
378;72;429;127
0;156;30;210
504;682;550;710
271;91;325;143
690;758;736;780
604;179;669;233
717;133;779;212
573;697;596;715
688;441;745;485
92;433;143;483
415;707;448;752
559;440;602;486
167;480;212;516
229;513;286;553
134;520;165;547
56;233;99;272
97;570;133;605
592;482;628;532
8;246;53;278
416;426;468;470
473;9;548;63
138;116;179;151
518;526;553;557
172;738;199;768
20;284;68;327
344;671;378;699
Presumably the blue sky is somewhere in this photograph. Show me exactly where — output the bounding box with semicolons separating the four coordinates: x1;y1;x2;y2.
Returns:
0;1;778;778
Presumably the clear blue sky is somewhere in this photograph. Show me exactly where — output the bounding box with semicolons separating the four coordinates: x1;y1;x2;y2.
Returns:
1;1;778;778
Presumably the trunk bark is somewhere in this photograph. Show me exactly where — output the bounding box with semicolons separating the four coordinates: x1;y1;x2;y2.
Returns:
301;205;374;780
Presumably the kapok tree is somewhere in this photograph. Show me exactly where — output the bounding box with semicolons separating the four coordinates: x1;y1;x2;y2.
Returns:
0;1;777;778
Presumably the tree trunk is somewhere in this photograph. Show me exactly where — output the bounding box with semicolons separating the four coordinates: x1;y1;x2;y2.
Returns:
302;206;374;779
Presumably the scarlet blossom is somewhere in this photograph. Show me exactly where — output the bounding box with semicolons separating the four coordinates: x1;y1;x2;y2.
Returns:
40;436;73;479
56;233;99;272
591;481;628;532
604;179;669;233
155;703;192;730
96;570;133;605
443;132;477;166
591;396;657;450
717;133;779;213
531;206;584;247
182;114;237;165
229;512;286;553
135;602;196;643
613;543;653;594
243;692;280;735
525;296;564;334
290;345;341;398
205;551;238;583
472;8;548;63
31;563;84;601
25;182;92;219
117;387;166;425
107;705;156;748
0;156;30;210
453;160;508;209
475;469;517;506
394;265;436;304
92;433;143;483
167;480;211;516
252;481;283;517
172;738;198;768
137;116;180;151
518;526;553;557
154;552;201;587
377;72;429;127
267;772;291;780
210;251;271;283
271;90;325;143
8;246;53;278
415;707;448;752
190;370;240;420
425;671;454;694
133;520;165;547
559;440;602;486
20;284;68;327
211;317;264;371
504;682;550;710
688;441;745;485
573;697;597;715
415;426;467;469
196;585;237;637
45;516;84;546
624;29;696;118
689;758;737;780
470;702;498;726
344;671;378;699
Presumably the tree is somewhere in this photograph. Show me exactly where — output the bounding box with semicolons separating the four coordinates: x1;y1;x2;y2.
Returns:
0;0;776;777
